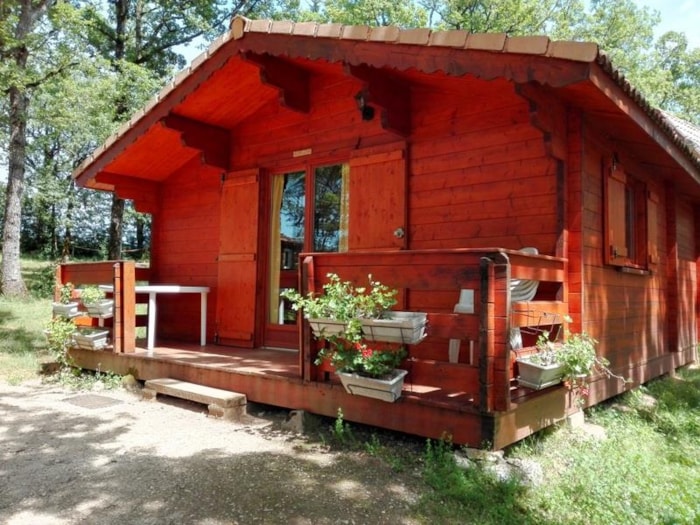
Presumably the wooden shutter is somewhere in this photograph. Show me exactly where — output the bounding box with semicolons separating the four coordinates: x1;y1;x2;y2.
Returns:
216;169;259;346
605;164;628;266
348;147;407;250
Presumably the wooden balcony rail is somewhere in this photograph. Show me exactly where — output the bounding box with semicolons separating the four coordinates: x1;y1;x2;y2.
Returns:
56;261;150;353
300;248;566;413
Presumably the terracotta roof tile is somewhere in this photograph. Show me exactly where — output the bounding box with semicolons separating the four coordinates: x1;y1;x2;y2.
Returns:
315;22;343;39
341;24;370;41
504;35;550;55
466;33;507;52
547;40;598;62
429;30;469;48
270;20;294;34
368;26;400;42
398;28;431;45
293;21;319;37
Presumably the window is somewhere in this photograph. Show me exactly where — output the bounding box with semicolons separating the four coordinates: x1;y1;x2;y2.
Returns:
604;156;657;269
268;163;349;327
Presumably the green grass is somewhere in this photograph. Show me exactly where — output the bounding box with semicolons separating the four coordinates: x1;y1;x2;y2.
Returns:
0;294;52;383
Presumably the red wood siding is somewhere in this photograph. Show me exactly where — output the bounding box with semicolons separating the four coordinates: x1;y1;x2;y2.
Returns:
409;80;560;253
676;200;697;352
580;119;678;385
151;157;221;342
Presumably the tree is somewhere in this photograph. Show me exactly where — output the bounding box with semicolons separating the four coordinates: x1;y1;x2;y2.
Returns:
0;0;72;296
322;0;427;26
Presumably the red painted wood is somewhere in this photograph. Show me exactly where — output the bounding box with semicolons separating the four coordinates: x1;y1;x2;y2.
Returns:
348;148;407;250
217;170;260;346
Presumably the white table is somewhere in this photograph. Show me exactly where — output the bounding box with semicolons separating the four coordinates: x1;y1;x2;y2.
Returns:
101;284;210;351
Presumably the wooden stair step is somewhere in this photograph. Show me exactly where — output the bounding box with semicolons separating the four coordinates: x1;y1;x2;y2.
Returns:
144;378;246;420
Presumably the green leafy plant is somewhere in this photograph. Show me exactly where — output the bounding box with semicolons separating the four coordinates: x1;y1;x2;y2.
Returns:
530;318;627;404
323;340;407;378
282;273;397;325
283;273;405;378
58;282;75;304
44;316;76;367
79;285;106;305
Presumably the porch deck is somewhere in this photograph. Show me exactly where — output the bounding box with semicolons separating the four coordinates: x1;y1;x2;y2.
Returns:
59;250;574;448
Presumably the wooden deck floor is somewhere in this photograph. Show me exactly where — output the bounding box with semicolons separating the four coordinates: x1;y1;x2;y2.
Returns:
70;341;491;446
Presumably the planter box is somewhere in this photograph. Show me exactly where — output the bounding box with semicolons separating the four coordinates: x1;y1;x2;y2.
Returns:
308;318;347;338
337;368;408;402
361;312;427;344
84;299;114;318
516;357;564;390
73;328;110;350
52;302;80;318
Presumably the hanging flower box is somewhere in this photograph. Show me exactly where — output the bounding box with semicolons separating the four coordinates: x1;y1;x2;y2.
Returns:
516;357;565;390
337;368;408;402
308;318;347;338
52;302;80;318
361;312;427;344
73;328;110;350
84;299;114;318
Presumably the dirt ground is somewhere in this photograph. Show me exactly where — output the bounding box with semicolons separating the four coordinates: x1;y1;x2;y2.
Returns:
0;380;425;525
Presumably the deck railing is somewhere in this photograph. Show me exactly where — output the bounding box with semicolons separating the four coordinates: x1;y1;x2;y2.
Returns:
300;248;567;413
56;261;149;353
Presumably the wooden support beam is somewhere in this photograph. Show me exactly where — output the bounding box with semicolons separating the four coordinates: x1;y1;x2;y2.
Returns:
346;64;410;137
161;114;230;171
96;172;161;214
243;52;310;113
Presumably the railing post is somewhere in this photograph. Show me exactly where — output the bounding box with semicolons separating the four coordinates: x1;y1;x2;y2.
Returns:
113;261;136;353
300;255;316;381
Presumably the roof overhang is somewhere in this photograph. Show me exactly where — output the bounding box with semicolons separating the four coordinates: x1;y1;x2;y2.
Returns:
73;16;700;201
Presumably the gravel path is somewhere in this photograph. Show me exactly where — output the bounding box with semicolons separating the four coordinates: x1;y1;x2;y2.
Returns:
0;380;423;525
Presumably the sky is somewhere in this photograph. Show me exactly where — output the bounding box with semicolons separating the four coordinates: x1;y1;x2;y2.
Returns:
635;0;700;48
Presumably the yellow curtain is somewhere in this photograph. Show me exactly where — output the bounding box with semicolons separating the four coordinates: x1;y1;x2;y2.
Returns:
268;175;284;324
339;163;350;253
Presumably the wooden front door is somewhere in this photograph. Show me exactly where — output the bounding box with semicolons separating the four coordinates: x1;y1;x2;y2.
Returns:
217;169;260;347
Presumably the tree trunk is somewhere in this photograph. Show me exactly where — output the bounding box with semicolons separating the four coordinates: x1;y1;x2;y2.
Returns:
1;86;30;296
108;194;125;259
106;0;129;260
0;0;51;295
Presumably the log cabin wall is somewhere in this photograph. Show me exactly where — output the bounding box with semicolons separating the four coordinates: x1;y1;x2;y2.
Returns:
150;157;222;341
675;199;698;353
578;116;693;395
409;77;561;255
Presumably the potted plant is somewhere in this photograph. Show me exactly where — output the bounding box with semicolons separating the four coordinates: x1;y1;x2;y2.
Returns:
73;327;110;350
79;285;114;317
282;273;427;344
52;282;79;318
331;343;409;402
517;318;627;404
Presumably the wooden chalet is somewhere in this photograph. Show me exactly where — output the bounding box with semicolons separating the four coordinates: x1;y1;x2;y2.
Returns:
64;16;700;449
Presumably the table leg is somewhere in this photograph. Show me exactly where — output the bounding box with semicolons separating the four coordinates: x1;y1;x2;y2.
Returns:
147;292;156;352
200;292;208;345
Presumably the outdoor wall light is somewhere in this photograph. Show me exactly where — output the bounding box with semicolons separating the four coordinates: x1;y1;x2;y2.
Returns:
355;91;375;121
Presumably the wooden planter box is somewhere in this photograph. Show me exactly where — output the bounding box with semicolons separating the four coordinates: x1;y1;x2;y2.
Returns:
73;328;110;350
361;312;427;344
337;368;408;402
52;302;80;318
516;357;564;390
